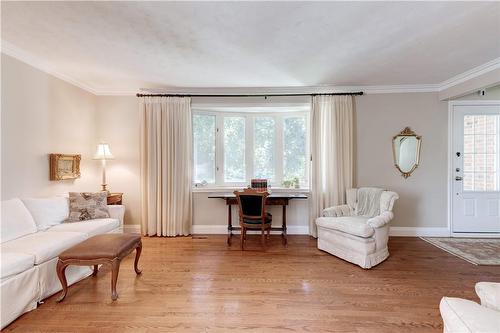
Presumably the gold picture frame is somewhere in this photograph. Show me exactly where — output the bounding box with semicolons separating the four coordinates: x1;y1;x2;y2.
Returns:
49;154;81;180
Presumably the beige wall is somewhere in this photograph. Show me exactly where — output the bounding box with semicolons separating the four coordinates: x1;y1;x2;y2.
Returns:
95;96;141;226
1;54;100;200
4;53;496;231
94;92;451;230
356;92;449;228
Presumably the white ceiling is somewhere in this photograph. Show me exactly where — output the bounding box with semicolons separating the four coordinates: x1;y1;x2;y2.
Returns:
1;1;499;94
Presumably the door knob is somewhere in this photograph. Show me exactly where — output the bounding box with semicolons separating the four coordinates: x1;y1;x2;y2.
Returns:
455;176;463;181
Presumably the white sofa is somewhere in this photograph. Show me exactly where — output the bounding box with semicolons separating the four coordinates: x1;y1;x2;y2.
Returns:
315;188;399;269
0;197;125;329
440;282;500;333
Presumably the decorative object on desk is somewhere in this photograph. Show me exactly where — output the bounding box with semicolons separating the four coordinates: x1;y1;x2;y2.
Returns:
66;192;110;222
392;127;421;178
282;177;300;189
107;193;123;205
251;179;268;192
93;143;114;192
49;154;81;181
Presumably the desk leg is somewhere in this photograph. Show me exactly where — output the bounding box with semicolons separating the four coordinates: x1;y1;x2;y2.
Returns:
227;204;232;246
282;204;288;245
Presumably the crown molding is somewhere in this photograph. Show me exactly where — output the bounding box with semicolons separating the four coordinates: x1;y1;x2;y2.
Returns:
2;40;498;96
438;57;500;91
1;40;99;95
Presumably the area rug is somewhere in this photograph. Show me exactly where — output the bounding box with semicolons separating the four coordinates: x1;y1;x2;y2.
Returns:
420;237;500;265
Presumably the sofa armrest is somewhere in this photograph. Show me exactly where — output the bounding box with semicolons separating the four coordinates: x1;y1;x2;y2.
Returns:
367;211;394;228
322;205;352;217
107;205;125;226
476;282;500;311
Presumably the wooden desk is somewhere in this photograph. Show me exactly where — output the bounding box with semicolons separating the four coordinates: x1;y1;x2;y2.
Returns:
208;193;308;245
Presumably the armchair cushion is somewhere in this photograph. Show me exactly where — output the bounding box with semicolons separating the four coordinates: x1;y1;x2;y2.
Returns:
316;216;374;238
476;282;500;311
322;205;352;217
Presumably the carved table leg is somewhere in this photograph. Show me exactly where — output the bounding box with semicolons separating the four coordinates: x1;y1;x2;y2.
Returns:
110;259;121;301
56;260;69;302
92;265;99;276
134;242;142;275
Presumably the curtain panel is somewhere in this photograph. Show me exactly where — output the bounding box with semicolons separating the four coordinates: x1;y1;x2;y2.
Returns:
309;95;355;237
140;96;193;236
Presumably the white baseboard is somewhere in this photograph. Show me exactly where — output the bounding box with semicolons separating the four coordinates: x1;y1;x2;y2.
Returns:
124;225;141;234
389;227;450;237
192;225;309;235
129;224;450;237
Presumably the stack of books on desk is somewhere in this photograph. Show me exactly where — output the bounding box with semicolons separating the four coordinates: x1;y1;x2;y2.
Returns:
251;179;268;192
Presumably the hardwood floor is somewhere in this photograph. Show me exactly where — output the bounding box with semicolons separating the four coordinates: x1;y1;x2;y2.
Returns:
5;236;499;332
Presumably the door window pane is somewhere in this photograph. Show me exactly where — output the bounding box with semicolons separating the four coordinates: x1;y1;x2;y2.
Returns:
254;117;275;180
224;116;245;182
284;116;307;183
463;115;499;191
193;114;216;183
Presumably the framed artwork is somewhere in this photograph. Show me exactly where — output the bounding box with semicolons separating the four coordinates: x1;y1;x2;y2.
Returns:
49;154;81;180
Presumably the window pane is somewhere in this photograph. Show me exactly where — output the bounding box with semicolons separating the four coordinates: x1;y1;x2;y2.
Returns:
284;116;307;183
193;114;216;183
254;117;275;180
224;116;245;182
462;114;499;192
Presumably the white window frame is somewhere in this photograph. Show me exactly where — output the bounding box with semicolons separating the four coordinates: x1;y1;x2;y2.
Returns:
192;109;310;188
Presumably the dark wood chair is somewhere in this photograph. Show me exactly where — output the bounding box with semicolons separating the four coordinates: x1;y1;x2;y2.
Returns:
234;188;272;250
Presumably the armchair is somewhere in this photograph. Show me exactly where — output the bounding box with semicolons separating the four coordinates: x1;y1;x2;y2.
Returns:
440;282;500;332
315;187;399;269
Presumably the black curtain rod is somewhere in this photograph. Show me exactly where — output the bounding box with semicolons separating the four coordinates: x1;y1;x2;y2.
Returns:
136;92;363;98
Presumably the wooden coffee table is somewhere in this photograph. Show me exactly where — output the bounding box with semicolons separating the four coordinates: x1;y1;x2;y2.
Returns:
56;233;142;301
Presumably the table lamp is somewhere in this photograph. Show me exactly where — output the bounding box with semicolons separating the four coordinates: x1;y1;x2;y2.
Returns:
93;143;114;192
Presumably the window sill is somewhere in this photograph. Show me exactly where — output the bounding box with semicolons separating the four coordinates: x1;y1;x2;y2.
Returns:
192;186;310;194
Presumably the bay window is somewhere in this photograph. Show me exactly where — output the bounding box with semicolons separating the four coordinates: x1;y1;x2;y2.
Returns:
193;110;309;187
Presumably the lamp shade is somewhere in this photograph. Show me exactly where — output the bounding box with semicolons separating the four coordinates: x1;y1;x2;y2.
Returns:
93;143;114;160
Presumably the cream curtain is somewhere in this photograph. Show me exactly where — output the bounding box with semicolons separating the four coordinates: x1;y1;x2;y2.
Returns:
140;96;192;236
309;95;354;237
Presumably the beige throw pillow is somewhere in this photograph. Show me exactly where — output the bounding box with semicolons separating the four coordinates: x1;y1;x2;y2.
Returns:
67;192;109;222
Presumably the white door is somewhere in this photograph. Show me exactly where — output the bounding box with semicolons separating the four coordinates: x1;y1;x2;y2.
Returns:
452;103;500;233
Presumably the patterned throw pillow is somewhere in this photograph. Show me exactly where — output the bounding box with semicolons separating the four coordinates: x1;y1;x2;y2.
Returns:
66;192;110;222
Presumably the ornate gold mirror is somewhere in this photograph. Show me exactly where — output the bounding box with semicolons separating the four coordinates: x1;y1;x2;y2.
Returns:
392;127;421;178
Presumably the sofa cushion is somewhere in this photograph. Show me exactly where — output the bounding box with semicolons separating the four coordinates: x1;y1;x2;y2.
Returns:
440;297;500;332
0;232;87;265
0;252;35;279
316;216;374;238
67;192;109;222
22;197;69;231
48;218;120;237
1;199;38;243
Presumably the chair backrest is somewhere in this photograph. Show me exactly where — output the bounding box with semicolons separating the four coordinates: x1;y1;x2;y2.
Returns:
234;188;268;220
346;188;399;215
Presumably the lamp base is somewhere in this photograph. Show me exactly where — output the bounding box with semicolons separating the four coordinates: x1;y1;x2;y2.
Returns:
101;184;110;195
